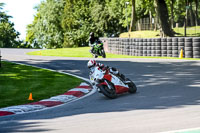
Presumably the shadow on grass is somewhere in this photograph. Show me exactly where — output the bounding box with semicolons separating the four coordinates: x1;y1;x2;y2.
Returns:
1;58;200;132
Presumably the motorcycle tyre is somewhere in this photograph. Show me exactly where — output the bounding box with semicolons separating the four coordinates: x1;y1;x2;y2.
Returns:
126;78;137;93
101;50;106;58
99;85;117;99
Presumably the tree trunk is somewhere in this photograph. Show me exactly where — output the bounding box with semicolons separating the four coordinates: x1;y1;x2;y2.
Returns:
195;0;199;25
189;2;195;26
170;0;174;29
149;11;152;30
154;14;158;31
129;0;136;31
154;0;174;37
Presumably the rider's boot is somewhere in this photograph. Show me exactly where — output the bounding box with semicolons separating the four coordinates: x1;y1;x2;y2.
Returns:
117;73;131;84
109;68;130;84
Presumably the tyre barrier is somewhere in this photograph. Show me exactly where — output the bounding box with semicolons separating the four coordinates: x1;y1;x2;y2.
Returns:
143;39;147;56
185;38;193;58
167;38;172;57
147;38;151;56
193;38;200;58
155;38;161;57
100;37;200;59
172;38;178;57
161;38;167;57
178;37;185;58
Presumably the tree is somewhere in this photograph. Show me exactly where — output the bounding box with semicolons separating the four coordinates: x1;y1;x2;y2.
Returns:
102;0;126;36
26;0;65;48
26;13;40;48
137;0;157;30
170;0;175;28
129;0;136;31
194;0;199;25
62;0;92;47
154;0;174;37
0;3;21;48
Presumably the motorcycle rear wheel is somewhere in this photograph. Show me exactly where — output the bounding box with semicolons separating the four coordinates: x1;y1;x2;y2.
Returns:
94;54;98;58
99;85;117;99
101;50;106;58
126;78;137;93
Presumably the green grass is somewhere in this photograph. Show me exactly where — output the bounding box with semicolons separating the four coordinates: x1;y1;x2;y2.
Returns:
27;47;200;60
28;47;135;58
120;26;200;38
0;61;83;108
174;26;200;36
120;30;160;38
28;47;92;57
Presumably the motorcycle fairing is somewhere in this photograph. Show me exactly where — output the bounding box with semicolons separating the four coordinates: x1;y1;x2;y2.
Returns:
103;74;112;81
100;73;129;94
115;85;129;94
110;74;129;94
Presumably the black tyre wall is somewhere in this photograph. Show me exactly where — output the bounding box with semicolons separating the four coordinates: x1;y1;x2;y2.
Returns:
100;37;200;59
185;38;193;58
193;38;200;58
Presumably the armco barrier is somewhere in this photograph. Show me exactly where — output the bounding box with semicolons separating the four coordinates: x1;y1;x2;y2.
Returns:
100;37;200;58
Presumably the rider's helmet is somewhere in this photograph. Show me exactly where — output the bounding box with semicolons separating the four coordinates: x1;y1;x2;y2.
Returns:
87;59;96;69
90;32;94;37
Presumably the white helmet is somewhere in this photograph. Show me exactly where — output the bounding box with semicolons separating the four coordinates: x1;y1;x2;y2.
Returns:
87;59;96;68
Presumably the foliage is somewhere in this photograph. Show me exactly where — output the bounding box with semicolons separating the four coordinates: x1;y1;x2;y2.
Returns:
61;0;91;47
26;0;200;48
0;3;21;48
26;0;65;48
26;0;128;48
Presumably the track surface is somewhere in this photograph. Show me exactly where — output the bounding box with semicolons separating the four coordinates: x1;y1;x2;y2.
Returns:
0;48;200;133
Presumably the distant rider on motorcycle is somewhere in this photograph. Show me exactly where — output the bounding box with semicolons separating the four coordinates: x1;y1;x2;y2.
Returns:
87;59;127;83
88;32;100;54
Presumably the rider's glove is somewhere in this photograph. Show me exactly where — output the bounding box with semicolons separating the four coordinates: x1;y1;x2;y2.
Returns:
89;43;94;47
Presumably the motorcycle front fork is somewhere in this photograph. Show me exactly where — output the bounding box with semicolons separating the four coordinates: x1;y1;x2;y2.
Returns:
105;80;112;90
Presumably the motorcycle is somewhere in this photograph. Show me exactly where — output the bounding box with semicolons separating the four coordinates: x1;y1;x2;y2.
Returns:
90;40;106;58
89;66;137;99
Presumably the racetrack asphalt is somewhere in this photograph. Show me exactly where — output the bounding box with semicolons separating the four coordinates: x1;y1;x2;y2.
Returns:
0;48;200;133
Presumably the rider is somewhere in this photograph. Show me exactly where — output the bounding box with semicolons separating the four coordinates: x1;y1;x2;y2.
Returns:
87;59;127;82
88;32;100;54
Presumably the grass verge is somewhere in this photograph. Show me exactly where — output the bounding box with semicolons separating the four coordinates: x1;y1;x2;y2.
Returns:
28;47;136;58
0;61;83;108
120;26;200;38
120;30;160;38
27;47;200;60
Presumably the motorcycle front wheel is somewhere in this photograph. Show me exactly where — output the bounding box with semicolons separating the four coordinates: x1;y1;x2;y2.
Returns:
99;85;117;99
126;78;137;93
101;49;106;58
